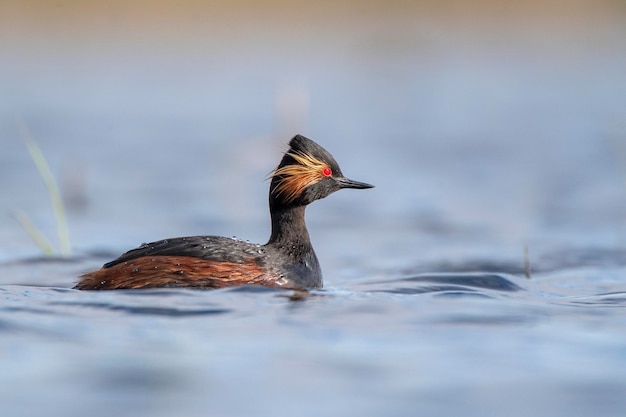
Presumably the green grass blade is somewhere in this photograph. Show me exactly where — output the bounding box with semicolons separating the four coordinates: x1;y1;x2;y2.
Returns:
18;123;72;255
12;209;56;256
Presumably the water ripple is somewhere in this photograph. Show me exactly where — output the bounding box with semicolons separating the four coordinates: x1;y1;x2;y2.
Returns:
557;292;626;308
359;272;524;296
48;301;233;316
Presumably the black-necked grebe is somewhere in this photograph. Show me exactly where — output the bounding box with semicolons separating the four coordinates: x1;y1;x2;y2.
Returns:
75;135;373;290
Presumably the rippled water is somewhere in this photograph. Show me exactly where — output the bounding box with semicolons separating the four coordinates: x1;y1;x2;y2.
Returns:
2;2;626;416
2;253;626;417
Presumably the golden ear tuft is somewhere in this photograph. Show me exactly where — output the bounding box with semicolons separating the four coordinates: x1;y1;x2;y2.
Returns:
270;150;329;203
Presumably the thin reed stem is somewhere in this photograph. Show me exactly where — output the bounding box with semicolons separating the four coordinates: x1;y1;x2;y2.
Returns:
17;122;72;255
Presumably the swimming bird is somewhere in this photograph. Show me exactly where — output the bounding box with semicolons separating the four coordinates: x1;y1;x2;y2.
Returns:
75;135;373;290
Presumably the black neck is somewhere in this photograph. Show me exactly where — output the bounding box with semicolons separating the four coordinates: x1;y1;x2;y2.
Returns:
265;194;322;289
267;205;312;249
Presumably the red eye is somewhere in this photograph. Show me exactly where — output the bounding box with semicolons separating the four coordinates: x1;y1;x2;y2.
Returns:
322;167;332;177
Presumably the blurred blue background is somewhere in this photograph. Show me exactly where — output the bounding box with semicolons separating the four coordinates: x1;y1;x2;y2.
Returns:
2;0;625;265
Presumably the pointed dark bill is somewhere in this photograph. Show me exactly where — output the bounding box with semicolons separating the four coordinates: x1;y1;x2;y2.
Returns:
336;177;374;189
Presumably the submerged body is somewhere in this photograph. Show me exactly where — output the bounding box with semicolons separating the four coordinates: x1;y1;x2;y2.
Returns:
75;135;373;290
76;234;320;290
